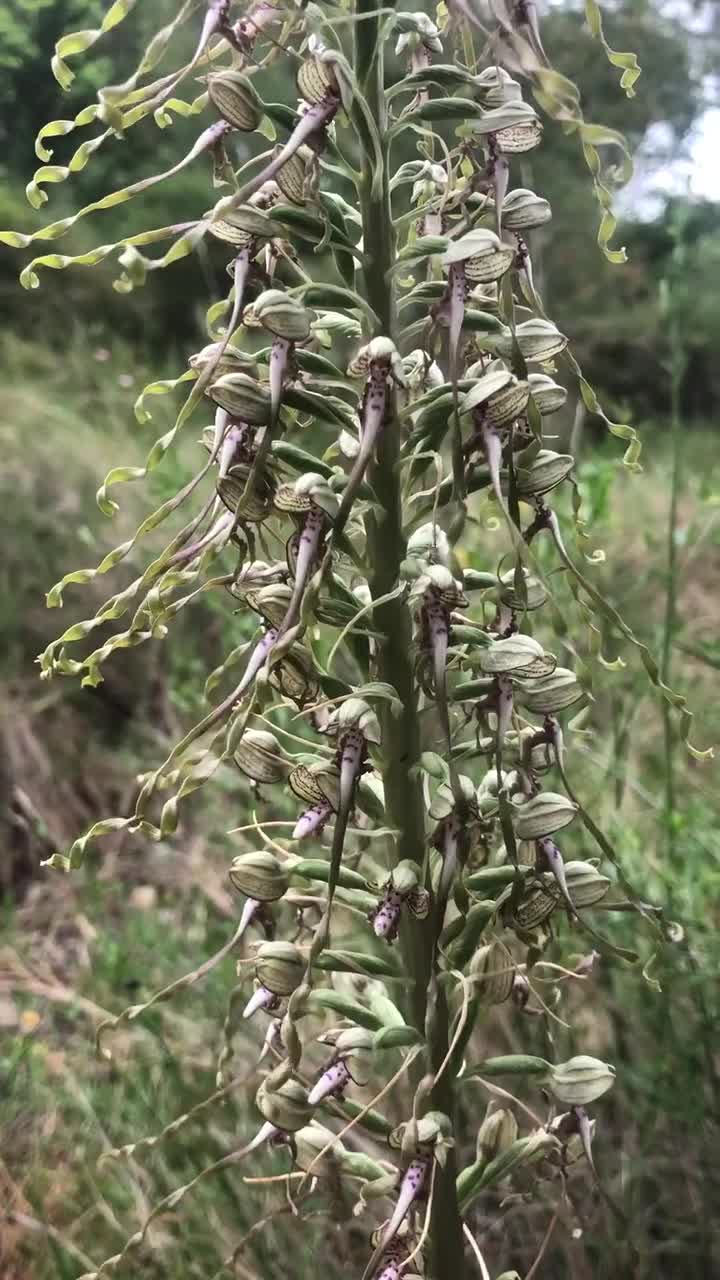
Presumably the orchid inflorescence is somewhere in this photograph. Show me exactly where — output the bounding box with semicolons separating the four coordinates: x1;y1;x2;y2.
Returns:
5;1;709;1277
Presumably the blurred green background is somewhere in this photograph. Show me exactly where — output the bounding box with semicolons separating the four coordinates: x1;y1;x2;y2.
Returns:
0;2;719;1278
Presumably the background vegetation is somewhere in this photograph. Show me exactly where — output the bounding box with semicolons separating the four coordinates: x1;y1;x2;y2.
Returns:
0;1;718;1277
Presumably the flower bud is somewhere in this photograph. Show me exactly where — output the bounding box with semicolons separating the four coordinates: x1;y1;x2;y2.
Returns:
475;1107;518;1164
478;633;545;675
549;1056;616;1106
512;792;577;840
514;667;582;714
469;938;515;1004
497;568;547;612
501;188;552;230
516;450;574;498
208;203;280;246
217;462;276;522
210;372;271;424
474;102;543;153
442;229;514;282
255;941;305;995
328;697;381;744
234;728;290;783
557;860;611;908
274;144;314;204
297;54;340;106
496;318;567;363
460;368;530;427
229;851;289;902
256;1078;313;1132
506;883;556;930
294;1122;348;1175
251;288;313;342
274;472;339;519
190;342;258;381
289;761;341;811
528;372;567;415
475;66;523;106
207;71;264;131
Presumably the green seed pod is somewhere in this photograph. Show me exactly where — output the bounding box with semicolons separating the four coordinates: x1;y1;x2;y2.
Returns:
501;188;552;231
549;1055;616;1106
297;55;339;106
514;667;583;714
229;851;289;901
234;728;290;784
256;1078;313;1132
476;1107;518;1164
251;288;313;342
513;792;577;840
289;761;341;809
478;633;545;675
469;938;515;1004
209;372;271;424
217;464;275;522
255;941;305;995
498;568;548;612
207;71;264;131
515;450;574;497
497;318;567;363
442;229;514;282
528;372;567;416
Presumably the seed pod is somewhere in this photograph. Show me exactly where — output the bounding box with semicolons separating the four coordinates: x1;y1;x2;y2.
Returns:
442;229;514;282
217;464;275;521
469;938;515;1004
478;633;545;675
229;851;289;902
501;188;552;231
207;71;264;131
297;54;339;106
513;792;577;840
528;372;567;416
255;940;305;995
549;1056;616;1106
256;1078;313;1132
496;318;567;363
234;728;290;783
516;450;574;497
498;568;548;612
252;288;313;342
210;372;271;424
476;1107;518;1164
276;151;319;212
460;369;530;427
514;667;583;714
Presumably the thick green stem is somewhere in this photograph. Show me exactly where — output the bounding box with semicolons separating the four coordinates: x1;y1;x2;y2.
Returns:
355;9;466;1277
661;312;683;872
